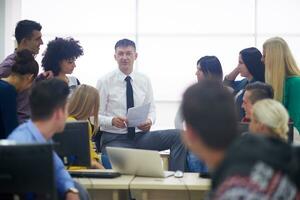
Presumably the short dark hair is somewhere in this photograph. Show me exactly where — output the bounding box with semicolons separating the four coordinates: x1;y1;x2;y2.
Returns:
240;47;265;82
30;78;70;121
197;56;223;81
12;49;39;78
182;80;238;150
245;82;274;104
115;39;136;50
41;37;83;76
15;20;42;44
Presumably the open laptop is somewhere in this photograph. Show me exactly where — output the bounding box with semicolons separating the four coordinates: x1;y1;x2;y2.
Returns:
106;147;174;178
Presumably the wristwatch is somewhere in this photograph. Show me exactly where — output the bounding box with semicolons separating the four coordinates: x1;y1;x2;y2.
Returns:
67;187;79;194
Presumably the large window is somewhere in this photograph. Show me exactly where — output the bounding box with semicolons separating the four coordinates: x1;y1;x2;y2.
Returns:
16;0;300;129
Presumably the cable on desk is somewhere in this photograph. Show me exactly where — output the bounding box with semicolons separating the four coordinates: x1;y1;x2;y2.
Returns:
178;176;191;200
128;176;136;200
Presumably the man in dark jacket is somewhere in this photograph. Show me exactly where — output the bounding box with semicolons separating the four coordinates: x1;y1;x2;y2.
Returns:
181;80;300;199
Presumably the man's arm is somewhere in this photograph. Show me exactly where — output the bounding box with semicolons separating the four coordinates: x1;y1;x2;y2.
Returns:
137;76;156;132
96;78;115;128
53;153;79;199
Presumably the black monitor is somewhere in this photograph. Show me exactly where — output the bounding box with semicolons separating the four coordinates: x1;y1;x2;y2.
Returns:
237;122;294;144
53;121;91;168
0;143;56;200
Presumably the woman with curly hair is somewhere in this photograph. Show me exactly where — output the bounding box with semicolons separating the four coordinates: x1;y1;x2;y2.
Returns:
38;37;83;92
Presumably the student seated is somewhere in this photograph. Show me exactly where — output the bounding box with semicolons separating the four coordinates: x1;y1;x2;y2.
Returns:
175;55;224;173
0;50;38;139
68;84;104;169
8;79;89;200
250;99;289;142
224;47;265;120
263;37;300;133
181;80;300;199
241;82;274;122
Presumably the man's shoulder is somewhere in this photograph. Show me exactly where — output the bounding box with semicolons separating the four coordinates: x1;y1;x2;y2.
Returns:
133;71;151;84
0;53;17;67
98;70;118;82
8;122;32;141
213;163;299;199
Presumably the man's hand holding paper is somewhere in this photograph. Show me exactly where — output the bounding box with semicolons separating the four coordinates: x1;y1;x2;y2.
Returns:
126;103;151;129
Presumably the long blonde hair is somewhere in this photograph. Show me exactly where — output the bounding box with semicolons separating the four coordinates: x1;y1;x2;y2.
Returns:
68;84;99;134
263;37;300;102
252;99;289;141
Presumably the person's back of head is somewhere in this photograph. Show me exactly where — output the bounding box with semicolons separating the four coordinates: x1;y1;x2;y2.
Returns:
30;78;70;121
41;37;83;76
245;82;274;105
197;56;223;81
114;38;136;50
240;47;265;82
182;80;238;151
250;99;289;141
15;20;42;45
11;49;39;78
68;84;99;133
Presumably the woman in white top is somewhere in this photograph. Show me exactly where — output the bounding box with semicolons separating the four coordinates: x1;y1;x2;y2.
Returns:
37;37;83;93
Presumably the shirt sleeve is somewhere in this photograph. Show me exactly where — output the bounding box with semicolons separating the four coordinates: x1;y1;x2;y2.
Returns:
0;86;18;138
144;77;156;124
53;152;75;195
285;78;300;132
97;78;114;128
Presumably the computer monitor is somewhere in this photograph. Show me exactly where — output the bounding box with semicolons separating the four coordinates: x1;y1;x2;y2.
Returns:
53;121;91;167
0;143;56;200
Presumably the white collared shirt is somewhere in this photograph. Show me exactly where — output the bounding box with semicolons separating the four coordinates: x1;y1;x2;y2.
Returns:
96;69;156;134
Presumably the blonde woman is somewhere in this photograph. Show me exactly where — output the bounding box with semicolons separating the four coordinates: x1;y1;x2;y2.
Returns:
68;84;104;169
249;99;289;141
263;37;300;133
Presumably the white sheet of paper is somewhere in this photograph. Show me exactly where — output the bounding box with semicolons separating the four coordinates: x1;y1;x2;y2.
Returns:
127;103;151;127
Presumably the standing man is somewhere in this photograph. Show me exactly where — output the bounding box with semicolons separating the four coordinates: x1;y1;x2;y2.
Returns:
97;39;186;171
0;19;48;123
8;79;89;200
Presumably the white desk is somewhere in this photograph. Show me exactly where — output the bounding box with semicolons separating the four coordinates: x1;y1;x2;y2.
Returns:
130;173;210;200
73;170;134;200
73;170;210;200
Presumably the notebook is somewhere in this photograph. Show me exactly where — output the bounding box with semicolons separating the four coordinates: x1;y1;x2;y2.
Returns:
106;147;174;178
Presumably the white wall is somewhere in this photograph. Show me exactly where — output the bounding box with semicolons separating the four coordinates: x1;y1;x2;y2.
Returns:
3;0;300;129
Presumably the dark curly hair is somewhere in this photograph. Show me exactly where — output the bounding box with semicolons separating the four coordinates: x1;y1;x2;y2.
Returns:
41;37;83;76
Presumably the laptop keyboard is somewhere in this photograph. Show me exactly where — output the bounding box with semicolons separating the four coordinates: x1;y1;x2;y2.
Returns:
69;171;121;178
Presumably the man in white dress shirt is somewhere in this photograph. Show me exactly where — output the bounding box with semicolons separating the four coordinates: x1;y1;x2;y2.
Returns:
96;39;186;171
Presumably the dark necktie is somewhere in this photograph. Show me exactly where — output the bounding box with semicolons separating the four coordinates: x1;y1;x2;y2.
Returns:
125;76;135;139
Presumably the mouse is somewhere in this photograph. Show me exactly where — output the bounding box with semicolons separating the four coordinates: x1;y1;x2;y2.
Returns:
174;170;184;178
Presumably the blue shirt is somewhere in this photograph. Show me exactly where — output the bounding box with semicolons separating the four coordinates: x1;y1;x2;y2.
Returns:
8;120;75;195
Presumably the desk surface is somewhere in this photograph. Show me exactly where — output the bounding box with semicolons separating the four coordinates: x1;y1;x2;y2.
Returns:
130;173;210;190
72;169;134;190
